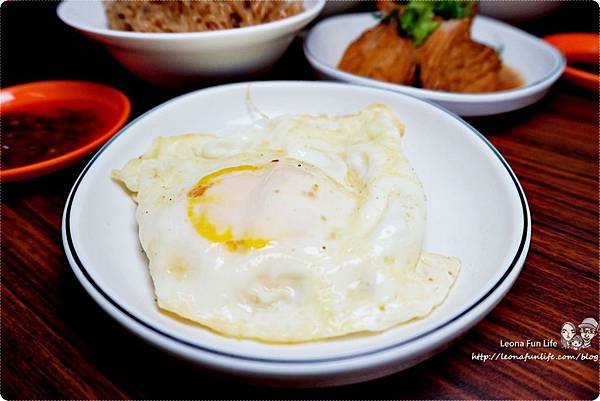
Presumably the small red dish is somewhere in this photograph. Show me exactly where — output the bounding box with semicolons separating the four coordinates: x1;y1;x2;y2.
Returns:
1;80;130;182
545;33;599;91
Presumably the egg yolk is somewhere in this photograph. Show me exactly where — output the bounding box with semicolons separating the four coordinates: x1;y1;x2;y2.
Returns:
187;165;270;252
187;160;355;254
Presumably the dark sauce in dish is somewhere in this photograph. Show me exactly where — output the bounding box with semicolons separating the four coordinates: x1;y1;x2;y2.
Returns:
1;100;113;170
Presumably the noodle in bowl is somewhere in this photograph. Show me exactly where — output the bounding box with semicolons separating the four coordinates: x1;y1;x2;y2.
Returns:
105;1;305;33
57;0;324;87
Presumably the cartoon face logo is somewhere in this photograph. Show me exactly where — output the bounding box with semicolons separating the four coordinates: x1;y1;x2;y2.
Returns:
561;322;577;348
570;335;583;350
578;317;598;349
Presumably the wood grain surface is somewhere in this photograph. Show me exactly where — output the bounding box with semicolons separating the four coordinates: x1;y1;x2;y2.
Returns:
1;2;598;399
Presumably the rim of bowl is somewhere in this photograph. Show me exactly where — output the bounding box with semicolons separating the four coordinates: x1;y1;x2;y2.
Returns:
304;13;566;104
62;81;530;365
57;0;325;40
0;80;130;182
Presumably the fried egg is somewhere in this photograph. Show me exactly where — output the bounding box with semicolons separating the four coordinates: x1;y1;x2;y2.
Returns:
112;104;460;342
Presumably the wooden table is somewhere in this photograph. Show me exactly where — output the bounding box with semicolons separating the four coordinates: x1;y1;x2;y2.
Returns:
2;2;598;399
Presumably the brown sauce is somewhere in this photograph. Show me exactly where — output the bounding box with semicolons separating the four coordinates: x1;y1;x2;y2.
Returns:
1;100;113;170
496;65;524;91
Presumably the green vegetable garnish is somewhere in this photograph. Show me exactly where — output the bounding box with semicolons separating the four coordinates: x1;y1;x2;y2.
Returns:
431;0;474;20
400;1;440;45
374;0;474;46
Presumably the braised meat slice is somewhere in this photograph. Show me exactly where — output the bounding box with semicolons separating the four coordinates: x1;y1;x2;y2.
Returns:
339;22;417;86
417;18;501;92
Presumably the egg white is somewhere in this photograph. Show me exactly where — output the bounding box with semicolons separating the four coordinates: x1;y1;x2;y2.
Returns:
113;104;460;342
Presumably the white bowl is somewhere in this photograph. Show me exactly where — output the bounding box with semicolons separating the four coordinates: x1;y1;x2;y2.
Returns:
57;0;324;87
304;13;565;116
62;81;530;387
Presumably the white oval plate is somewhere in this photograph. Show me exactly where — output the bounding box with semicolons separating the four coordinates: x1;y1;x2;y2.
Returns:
62;82;530;387
304;13;565;116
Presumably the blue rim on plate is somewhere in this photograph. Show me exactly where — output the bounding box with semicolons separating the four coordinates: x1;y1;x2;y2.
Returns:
62;81;530;364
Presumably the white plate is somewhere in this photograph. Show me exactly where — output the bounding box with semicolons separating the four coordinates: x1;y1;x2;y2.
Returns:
62;81;530;387
304;14;565;116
